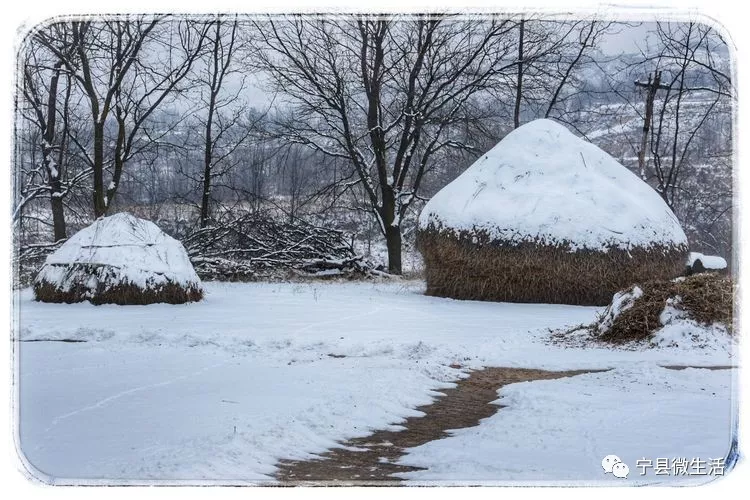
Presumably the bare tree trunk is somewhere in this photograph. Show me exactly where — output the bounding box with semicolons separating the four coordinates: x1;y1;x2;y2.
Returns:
43;66;67;240
200;133;213;228
23;56;69;240
199;25;218;228
51;73;74;241
665;27;693;209
197;18;239;228
106;107;127;213
91;121;106;217
513;19;525;129
50;180;66;241
379;186;402;274
385;224;402;274
200;83;216;228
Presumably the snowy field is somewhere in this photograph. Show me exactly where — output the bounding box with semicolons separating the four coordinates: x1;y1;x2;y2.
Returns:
398;366;735;485
14;281;737;484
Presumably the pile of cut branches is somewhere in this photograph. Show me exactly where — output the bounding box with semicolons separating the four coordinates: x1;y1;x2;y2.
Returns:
183;211;379;281
16;210;386;285
15;240;65;287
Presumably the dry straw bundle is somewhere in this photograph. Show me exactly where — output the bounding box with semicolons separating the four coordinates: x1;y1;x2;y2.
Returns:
34;265;204;305
596;273;733;344
417;228;688;306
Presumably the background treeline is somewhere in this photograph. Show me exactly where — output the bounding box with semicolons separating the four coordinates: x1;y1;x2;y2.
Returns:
15;15;734;281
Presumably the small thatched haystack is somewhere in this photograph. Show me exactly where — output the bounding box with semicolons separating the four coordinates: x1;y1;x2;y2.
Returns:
593;273;733;344
550;273;733;348
417;119;689;306
34;213;203;305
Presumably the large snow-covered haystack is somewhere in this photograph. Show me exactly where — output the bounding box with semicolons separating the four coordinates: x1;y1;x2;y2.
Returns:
417;119;689;305
34;213;203;305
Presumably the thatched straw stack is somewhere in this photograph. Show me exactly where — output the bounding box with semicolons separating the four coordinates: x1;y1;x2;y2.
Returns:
417;119;689;306
593;273;733;344
34;213;203;305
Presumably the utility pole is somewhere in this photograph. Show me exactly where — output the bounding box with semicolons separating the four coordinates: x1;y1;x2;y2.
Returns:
634;71;670;179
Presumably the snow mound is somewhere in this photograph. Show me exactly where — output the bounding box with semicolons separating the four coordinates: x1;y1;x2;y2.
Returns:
649;295;733;351
34;213;202;304
418;119;688;251
650;318;732;351
688;252;727;270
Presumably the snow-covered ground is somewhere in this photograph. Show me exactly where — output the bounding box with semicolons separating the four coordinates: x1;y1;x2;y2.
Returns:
398;366;735;485
14;281;737;484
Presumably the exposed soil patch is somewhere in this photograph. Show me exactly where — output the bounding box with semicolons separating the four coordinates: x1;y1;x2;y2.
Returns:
275;366;604;485
18;338;88;343
661;365;737;371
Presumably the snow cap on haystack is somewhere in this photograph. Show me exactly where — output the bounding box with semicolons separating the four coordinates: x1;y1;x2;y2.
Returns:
34;213;203;305
417;118;689;306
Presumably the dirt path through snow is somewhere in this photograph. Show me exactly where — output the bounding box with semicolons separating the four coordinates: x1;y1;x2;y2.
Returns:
275;366;604;485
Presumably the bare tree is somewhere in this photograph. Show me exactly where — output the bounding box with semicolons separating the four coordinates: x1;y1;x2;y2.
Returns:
640;22;732;209
596;22;733;255
253;16;519;273
503;20;612;128
195;16;246;227
544;21;613;118
36;17;208;217
18;24;80;240
15;17;734;276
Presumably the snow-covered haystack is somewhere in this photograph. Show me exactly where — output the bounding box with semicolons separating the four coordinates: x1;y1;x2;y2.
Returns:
34;213;203;305
592;273;733;345
417;119;689;305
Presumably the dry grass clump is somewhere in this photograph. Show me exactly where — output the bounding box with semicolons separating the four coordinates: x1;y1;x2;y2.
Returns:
597;273;733;344
416;228;688;306
33;263;203;305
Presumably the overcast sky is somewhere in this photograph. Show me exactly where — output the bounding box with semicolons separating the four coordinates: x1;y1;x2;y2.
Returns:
599;22;655;55
236;21;661;110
